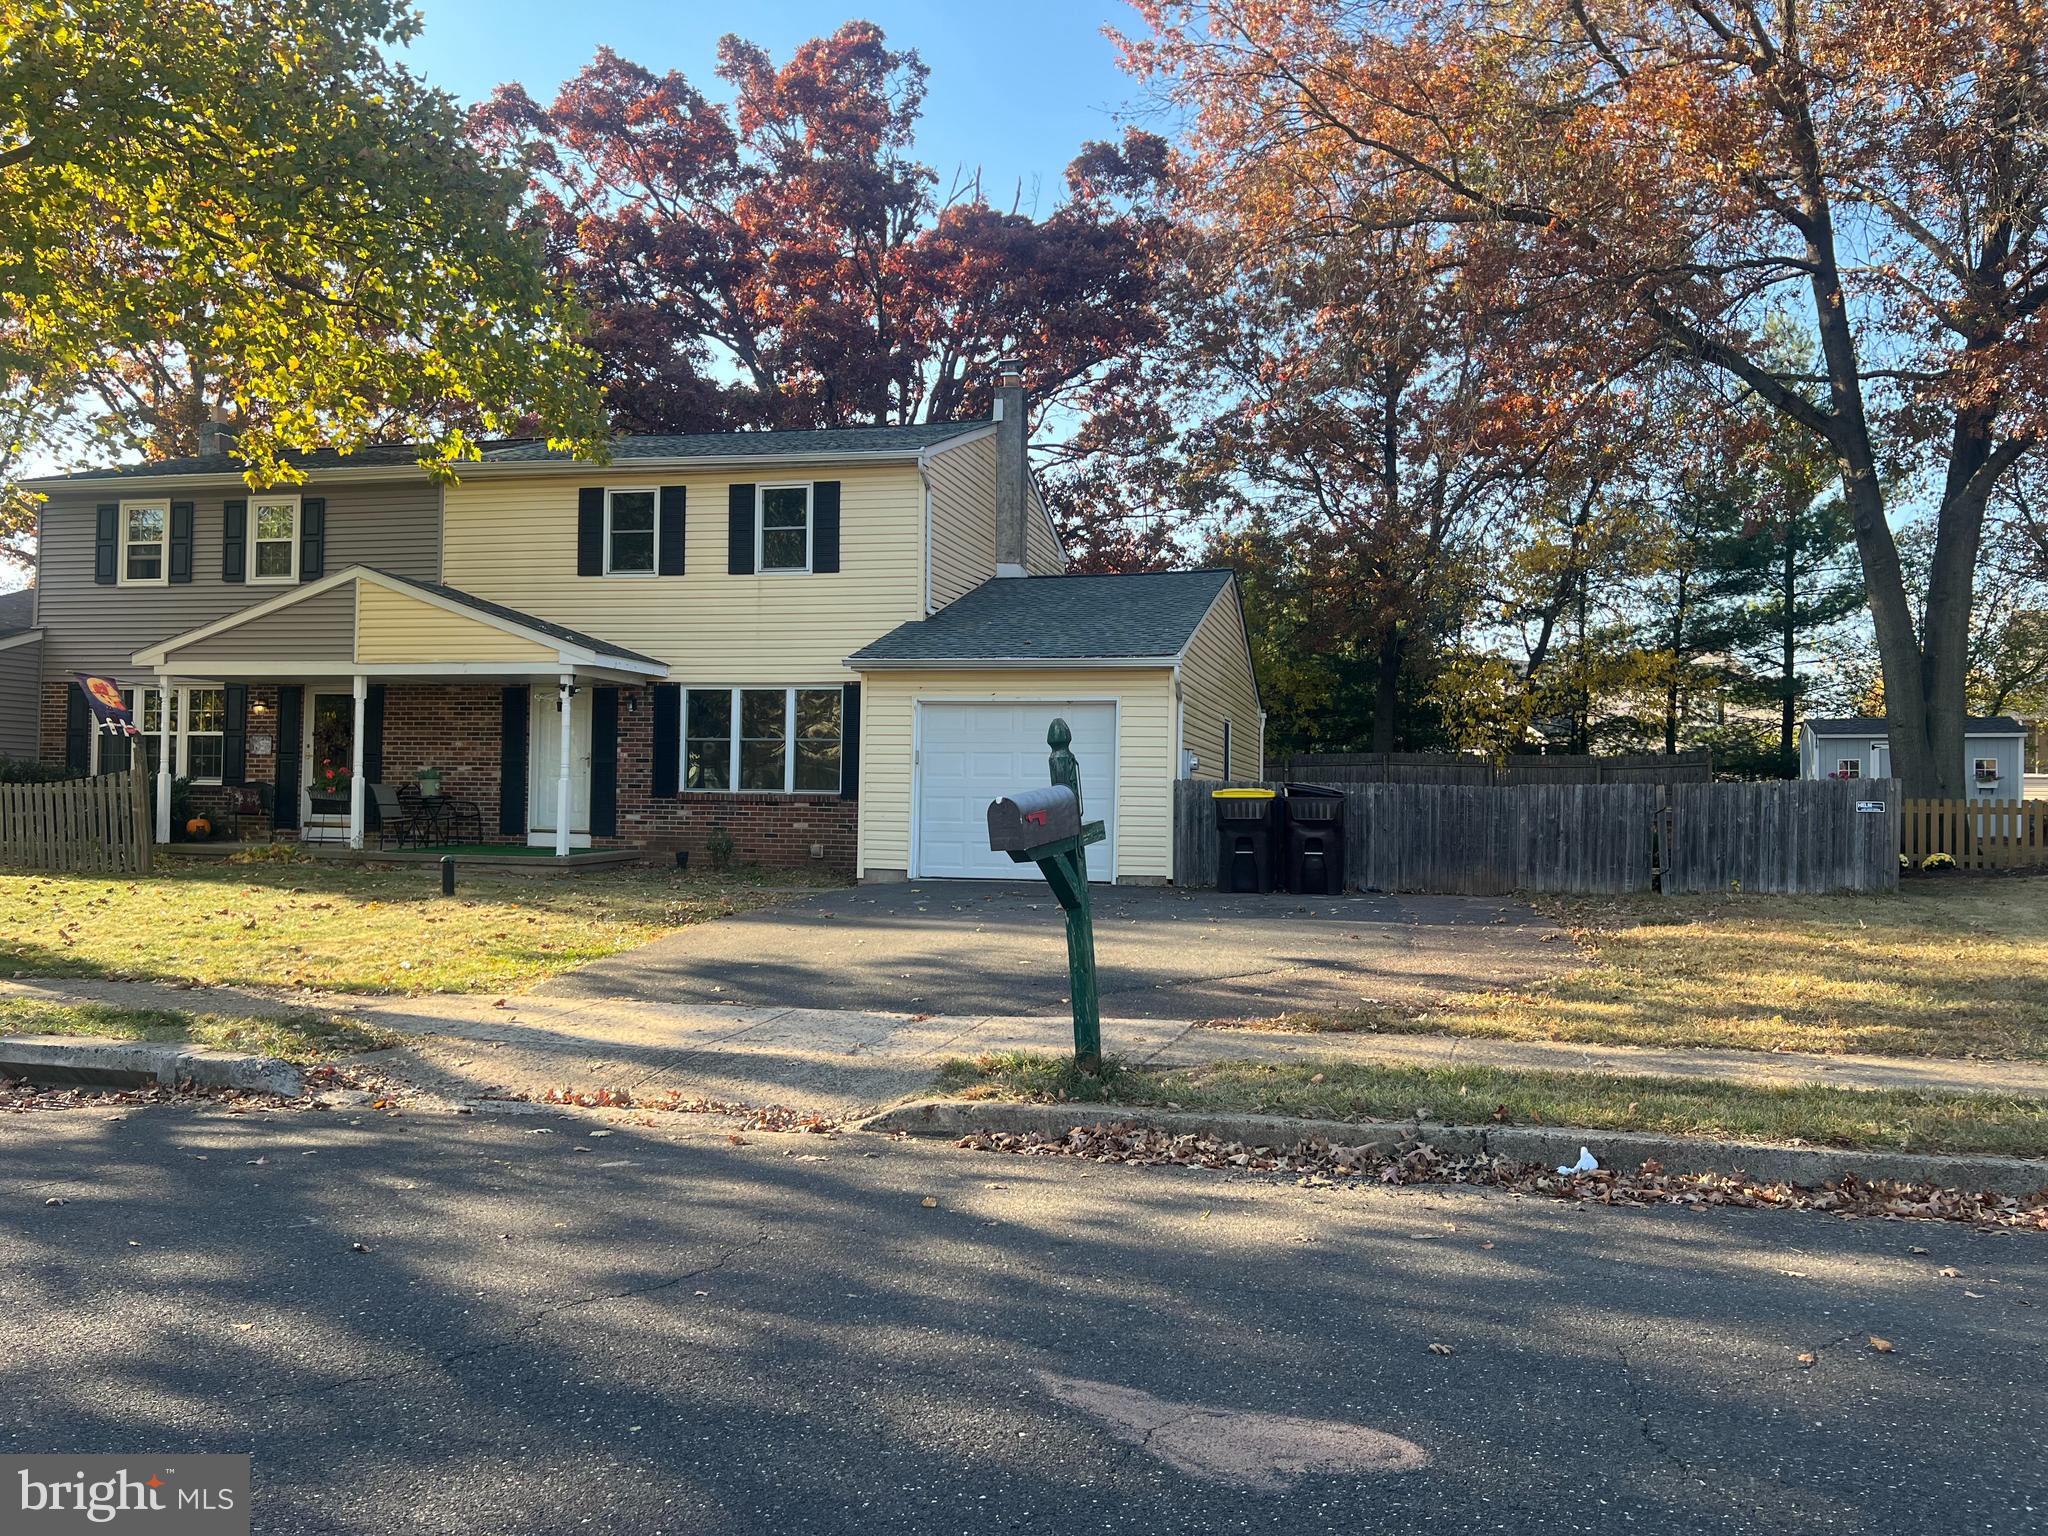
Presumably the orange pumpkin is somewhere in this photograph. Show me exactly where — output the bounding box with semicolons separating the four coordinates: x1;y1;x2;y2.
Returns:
185;816;211;838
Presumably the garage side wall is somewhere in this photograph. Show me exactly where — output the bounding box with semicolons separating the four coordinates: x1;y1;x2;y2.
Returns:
856;667;1177;882
1177;590;1261;781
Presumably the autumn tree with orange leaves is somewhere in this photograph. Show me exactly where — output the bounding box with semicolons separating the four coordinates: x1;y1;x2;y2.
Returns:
1127;0;2048;794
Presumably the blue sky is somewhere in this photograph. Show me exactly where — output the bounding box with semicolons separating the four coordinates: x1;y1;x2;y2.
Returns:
399;0;1151;209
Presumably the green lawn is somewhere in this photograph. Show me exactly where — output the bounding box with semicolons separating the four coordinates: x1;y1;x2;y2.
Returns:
0;996;394;1065
937;1051;2048;1159
0;857;837;994
1261;881;2048;1060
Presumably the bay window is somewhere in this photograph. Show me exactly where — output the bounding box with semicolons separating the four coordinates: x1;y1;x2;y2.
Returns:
682;686;842;793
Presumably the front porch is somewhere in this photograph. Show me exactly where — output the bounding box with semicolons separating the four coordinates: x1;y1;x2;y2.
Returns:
129;567;667;858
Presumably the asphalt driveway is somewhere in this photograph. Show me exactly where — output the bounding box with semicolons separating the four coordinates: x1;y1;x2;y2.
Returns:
540;881;1571;1020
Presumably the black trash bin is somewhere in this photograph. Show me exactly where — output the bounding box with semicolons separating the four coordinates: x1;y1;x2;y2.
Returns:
1282;783;1347;895
1212;787;1279;893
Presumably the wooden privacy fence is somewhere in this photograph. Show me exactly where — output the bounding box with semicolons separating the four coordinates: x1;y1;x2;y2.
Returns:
1266;749;1713;788
1173;777;1897;896
1901;798;2048;871
0;769;153;874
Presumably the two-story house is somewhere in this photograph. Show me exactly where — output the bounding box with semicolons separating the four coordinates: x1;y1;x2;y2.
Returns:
1;368;1263;883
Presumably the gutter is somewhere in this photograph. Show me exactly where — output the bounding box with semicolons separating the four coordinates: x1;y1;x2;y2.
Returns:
844;654;1181;672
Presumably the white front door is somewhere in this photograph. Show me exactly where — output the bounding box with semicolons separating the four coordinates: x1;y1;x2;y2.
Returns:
914;700;1117;881
530;686;593;846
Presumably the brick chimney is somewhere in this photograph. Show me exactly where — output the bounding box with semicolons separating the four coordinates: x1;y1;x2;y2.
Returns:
993;357;1028;578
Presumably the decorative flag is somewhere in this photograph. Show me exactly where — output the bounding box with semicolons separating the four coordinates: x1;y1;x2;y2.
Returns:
75;674;139;735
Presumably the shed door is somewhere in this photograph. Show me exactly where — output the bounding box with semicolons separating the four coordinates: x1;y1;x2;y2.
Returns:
914;700;1117;881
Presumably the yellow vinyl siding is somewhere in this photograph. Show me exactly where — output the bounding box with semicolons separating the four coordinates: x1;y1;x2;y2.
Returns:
856;666;1177;880
354;582;556;664
441;463;923;683
924;432;998;607
1024;478;1066;574
1178;587;1262;781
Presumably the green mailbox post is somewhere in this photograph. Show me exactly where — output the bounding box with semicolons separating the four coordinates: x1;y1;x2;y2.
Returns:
985;719;1107;1071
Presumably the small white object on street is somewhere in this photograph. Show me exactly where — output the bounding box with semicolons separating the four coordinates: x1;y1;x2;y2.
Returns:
1557;1147;1599;1176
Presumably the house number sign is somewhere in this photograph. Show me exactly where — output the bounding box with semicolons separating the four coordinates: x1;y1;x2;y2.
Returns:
1855;800;1886;814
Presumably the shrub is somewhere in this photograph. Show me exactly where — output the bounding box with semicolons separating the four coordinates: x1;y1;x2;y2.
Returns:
0;756;73;784
705;828;735;871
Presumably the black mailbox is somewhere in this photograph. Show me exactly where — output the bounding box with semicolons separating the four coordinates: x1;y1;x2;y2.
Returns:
988;785;1083;854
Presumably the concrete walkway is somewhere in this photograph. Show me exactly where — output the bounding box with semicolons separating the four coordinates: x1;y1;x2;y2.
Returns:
7;975;2048;1117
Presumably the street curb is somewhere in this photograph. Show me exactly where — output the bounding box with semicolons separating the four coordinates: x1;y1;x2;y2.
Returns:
858;1099;2048;1197
0;1035;304;1098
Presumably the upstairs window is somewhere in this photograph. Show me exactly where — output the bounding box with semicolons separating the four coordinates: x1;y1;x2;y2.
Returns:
251;496;299;582
121;502;167;585
606;489;657;575
757;485;810;573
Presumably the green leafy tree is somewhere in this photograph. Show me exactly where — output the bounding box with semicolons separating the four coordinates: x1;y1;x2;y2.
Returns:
0;0;606;557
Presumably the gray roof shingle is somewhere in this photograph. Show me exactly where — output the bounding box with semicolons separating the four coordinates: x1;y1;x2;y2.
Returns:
0;587;33;634
33;423;988;482
849;571;1236;664
1805;715;2027;735
368;569;664;669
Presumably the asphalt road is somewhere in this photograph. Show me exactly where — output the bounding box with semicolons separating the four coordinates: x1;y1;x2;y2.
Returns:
540;881;1570;1020
2;1104;2042;1535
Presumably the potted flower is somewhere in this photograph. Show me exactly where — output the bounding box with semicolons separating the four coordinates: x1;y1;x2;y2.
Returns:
310;759;352;813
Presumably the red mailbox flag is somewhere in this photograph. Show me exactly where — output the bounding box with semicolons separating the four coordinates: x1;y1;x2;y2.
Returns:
75;674;140;736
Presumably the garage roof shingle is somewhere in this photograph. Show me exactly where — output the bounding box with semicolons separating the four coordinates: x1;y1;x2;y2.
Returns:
849;571;1236;664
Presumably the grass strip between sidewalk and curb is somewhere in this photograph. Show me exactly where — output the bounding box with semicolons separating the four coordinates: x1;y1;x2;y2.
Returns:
932;1051;2048;1160
0;997;394;1067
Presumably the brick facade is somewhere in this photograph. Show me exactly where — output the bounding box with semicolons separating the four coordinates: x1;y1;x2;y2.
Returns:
35;677;858;873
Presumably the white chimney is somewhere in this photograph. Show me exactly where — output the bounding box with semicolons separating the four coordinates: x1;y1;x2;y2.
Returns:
993;357;1028;578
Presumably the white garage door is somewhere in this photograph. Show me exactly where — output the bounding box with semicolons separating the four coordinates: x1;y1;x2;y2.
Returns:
914;700;1117;881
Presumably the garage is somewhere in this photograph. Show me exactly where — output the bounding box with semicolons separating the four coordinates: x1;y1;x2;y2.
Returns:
912;699;1118;880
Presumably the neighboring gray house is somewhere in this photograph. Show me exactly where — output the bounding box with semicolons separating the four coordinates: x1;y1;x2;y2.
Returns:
1799;715;2029;798
0;585;38;760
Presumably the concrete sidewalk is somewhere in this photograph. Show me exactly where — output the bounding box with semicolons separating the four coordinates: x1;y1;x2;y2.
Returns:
7;975;2048;1116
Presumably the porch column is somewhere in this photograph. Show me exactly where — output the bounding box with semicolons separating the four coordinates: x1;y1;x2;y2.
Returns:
349;675;367;850
155;679;173;843
555;673;574;858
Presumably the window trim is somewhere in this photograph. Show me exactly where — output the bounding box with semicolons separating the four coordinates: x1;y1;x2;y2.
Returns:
1834;758;1861;780
1974;756;2001;784
754;482;814;575
679;684;843;794
96;685;227;784
117;500;170;587
602;486;660;578
247;494;301;585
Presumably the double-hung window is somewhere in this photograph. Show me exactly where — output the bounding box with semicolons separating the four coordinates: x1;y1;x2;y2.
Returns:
120;501;168;585
757;485;811;573
251;496;299;582
104;686;224;782
682;686;842;793
183;689;226;781
605;488;658;575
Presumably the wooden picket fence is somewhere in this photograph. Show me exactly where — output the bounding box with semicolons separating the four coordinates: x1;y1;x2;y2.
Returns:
0;769;153;874
1901;798;2048;871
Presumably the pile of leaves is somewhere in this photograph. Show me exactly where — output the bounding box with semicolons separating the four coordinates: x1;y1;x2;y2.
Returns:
0;1072;278;1115
537;1085;835;1134
955;1124;2048;1230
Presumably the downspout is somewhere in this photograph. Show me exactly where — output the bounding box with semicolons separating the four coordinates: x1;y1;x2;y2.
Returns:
918;448;934;616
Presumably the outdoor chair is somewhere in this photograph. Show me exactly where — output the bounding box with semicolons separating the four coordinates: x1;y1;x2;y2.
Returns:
369;782;423;848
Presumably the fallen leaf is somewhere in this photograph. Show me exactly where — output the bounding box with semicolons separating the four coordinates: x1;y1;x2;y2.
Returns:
1428;1342;1454;1356
1868;1336;1893;1354
350;1242;371;1254
1796;1352;1816;1367
1938;1267;1960;1278
920;1196;939;1208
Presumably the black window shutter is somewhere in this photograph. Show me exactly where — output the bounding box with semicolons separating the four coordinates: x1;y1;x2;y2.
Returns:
813;480;841;574
499;685;529;835
658;486;686;576
591;686;619;836
577;487;604;576
362;684;385;829
94;504;118;585
727;484;756;574
840;681;860;800
273;687;303;829
65;682;91;775
299;498;326;581
222;499;247;582
168;500;195;583
223;685;248;785
651;684;681;797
